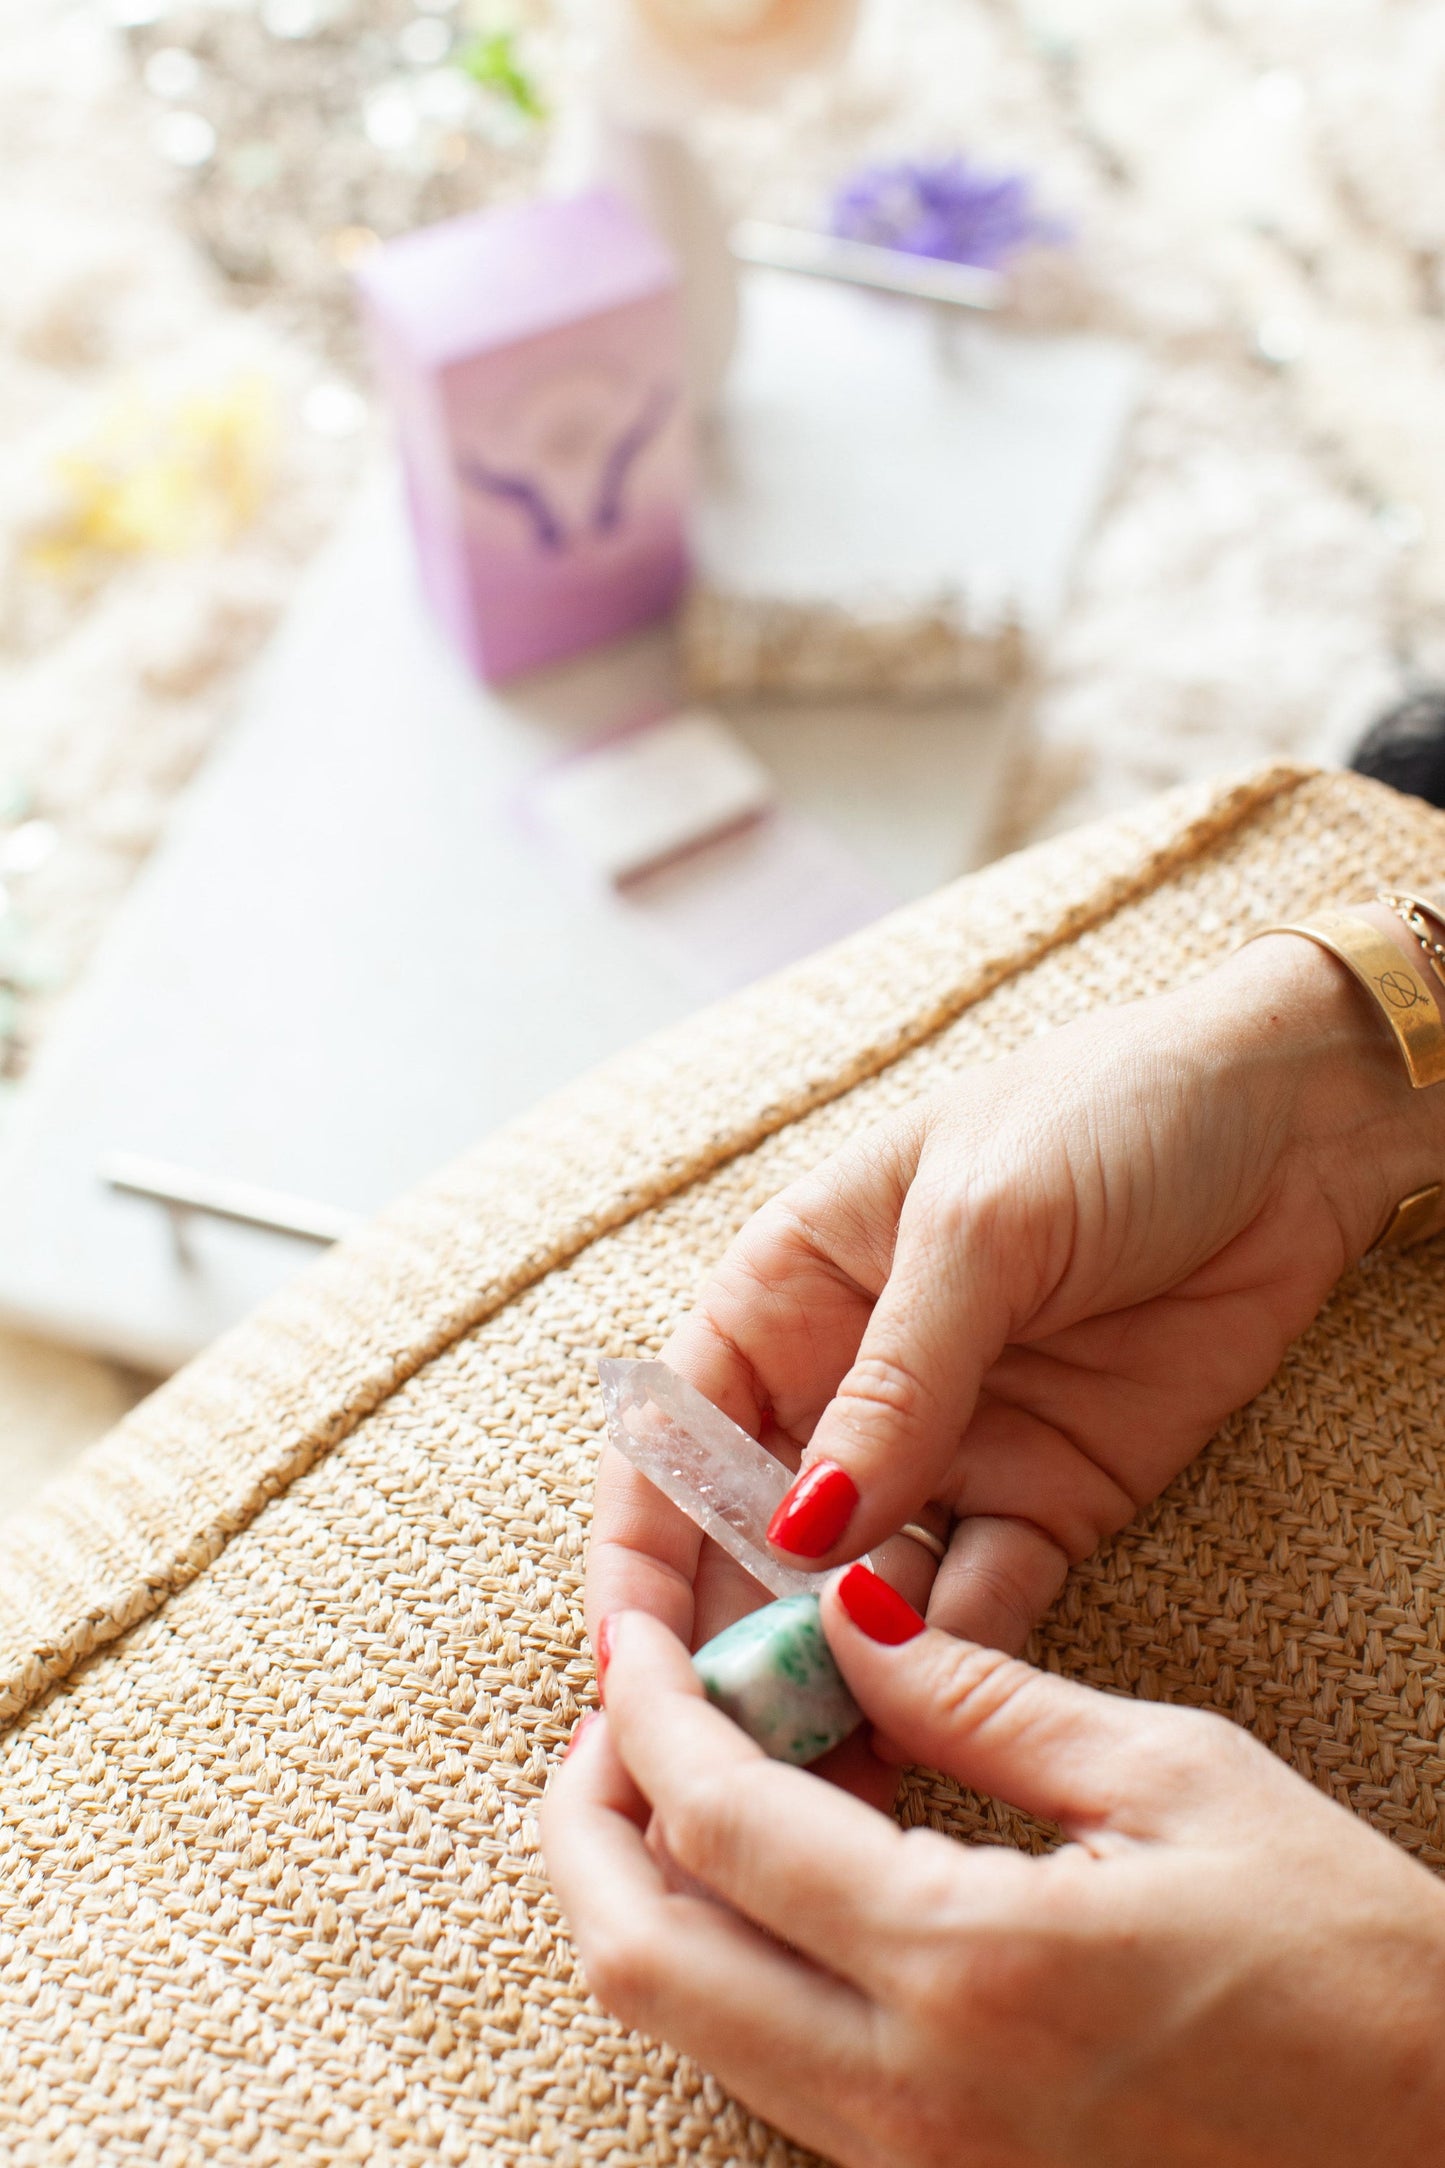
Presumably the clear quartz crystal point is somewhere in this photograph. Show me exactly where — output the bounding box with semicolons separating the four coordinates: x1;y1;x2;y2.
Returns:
597;1357;830;1600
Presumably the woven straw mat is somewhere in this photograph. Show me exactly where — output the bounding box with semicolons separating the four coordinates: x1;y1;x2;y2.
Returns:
1;763;1443;2167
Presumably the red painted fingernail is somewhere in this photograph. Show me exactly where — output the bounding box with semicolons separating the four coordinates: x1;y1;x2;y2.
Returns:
565;1710;602;1759
766;1460;859;1558
595;1616;615;1693
836;1563;926;1645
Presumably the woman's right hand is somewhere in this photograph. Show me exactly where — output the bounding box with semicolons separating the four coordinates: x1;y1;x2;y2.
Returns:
545;1590;1445;2167
587;925;1445;1664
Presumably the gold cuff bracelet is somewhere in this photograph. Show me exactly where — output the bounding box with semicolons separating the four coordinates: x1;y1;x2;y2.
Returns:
1371;1181;1445;1250
1247;910;1445;1251
1248;911;1445;1089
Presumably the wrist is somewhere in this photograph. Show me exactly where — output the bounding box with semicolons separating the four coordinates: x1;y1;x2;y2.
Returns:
1192;929;1445;1261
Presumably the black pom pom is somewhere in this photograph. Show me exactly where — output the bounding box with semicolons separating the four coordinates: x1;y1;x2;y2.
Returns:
1350;690;1445;809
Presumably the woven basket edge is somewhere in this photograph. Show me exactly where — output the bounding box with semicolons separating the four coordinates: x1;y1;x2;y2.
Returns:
0;758;1320;1729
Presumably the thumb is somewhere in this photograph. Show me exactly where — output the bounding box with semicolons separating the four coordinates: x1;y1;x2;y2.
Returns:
821;1564;1229;1841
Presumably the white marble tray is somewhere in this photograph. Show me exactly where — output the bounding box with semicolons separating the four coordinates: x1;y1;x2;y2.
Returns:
0;280;1138;1369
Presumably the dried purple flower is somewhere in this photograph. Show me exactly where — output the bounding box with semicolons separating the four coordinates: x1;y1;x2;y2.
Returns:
829;155;1068;270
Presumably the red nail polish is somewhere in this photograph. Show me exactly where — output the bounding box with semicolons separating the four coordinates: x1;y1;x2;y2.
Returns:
595;1616;614;1692
565;1710;602;1759
836;1563;926;1645
766;1460;859;1558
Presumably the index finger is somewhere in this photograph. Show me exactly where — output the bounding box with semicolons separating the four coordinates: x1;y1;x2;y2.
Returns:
663;1122;925;1457
587;1130;919;1643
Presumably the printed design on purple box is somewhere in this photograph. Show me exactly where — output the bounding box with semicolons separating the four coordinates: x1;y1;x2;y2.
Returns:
459;457;567;552
457;364;677;555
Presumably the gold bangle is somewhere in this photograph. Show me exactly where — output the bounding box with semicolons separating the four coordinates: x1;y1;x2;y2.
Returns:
897;1520;947;1562
1247;912;1445;1088
1370;1181;1445;1252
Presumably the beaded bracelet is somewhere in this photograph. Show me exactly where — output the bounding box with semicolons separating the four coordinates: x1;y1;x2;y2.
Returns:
1377;889;1445;994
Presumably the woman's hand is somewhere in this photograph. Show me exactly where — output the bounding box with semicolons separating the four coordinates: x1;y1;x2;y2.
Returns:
543;1581;1445;2168
588;930;1445;1663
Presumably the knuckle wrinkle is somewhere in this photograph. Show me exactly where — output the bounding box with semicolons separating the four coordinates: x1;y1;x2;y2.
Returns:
841;1353;929;1430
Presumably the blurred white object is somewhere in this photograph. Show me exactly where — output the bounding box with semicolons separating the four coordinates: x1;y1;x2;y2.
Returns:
104;1154;361;1247
697;269;1143;650
0;466;1015;1371
302;379;368;438
555;115;739;410
553;0;858;411
153;110;216;168
143;48;202;101
530;710;774;881
731;221;1002;311
0;822;58;877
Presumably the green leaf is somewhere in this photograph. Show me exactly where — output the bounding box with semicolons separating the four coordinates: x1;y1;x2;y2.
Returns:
455;29;545;121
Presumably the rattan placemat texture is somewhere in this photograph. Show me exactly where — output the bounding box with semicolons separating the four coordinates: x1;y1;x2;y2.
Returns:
2;764;1443;2165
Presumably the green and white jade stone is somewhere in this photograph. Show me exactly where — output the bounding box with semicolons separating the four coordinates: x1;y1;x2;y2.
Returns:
692;1593;861;1766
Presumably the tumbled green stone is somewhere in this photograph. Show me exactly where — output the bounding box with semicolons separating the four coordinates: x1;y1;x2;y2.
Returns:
692;1593;861;1766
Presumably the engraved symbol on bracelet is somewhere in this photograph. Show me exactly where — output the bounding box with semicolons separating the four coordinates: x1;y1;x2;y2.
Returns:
1376;969;1423;1010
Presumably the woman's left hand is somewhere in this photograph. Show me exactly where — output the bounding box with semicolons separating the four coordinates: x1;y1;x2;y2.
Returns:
542;1575;1445;2168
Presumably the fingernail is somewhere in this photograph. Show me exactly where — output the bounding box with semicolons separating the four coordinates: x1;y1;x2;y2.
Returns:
836;1562;926;1645
766;1460;859;1558
595;1615;615;1693
565;1709;602;1759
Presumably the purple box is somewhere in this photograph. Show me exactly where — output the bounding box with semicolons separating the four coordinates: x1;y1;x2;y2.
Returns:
357;190;692;683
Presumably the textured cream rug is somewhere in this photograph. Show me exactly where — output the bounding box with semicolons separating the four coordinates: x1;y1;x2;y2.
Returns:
4;0;1443;1495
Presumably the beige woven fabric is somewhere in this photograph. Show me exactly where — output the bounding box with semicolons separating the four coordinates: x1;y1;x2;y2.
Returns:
1;764;1443;2165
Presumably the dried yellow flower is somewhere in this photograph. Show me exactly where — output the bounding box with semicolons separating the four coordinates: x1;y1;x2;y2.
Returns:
27;373;278;577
